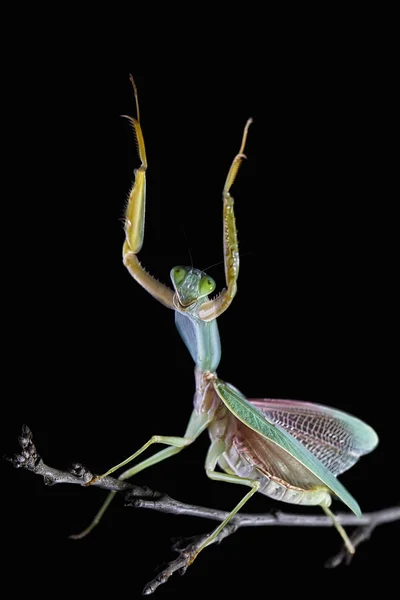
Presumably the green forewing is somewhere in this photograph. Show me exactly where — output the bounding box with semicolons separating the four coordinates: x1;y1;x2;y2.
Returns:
214;380;362;517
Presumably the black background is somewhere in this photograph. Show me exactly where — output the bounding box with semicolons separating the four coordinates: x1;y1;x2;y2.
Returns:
2;19;398;598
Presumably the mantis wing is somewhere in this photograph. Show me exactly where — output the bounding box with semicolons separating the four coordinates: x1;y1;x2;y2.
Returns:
214;380;373;517
248;398;378;477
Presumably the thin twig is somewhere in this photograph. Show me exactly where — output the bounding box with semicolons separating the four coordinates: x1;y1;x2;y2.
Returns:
128;493;400;528
6;424;158;497
7;426;400;594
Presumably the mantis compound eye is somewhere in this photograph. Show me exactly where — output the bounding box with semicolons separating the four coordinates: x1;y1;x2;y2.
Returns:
199;275;216;297
171;266;187;286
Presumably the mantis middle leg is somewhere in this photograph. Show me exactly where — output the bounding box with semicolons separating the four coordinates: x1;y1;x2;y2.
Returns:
187;439;260;563
70;409;210;539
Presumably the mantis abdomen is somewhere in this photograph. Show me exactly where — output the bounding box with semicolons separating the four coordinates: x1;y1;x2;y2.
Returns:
209;409;331;508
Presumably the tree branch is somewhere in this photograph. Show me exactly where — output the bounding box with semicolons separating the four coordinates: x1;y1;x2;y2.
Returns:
7;426;400;594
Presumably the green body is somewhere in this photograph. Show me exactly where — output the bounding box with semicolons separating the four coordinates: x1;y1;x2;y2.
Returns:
74;83;379;563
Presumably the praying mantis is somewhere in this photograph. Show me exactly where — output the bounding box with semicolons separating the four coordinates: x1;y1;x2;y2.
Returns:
71;76;378;561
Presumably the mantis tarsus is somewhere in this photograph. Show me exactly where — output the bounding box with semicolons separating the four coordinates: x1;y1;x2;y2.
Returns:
71;76;378;561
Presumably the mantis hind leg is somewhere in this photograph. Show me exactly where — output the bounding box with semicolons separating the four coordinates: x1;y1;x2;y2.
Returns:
321;503;355;555
189;440;260;563
70;410;210;540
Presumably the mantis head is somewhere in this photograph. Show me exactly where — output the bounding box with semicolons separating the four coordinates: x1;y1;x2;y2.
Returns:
170;266;216;308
